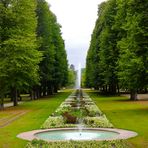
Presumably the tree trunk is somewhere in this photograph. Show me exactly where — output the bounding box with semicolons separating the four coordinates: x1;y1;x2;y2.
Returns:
105;85;108;93
38;86;42;98
10;97;13;102
35;87;40;99
12;88;18;106
54;86;58;93
33;90;37;100
48;85;54;95
102;86;105;92
111;83;117;95
117;84;120;95
43;85;46;96
130;90;138;101
109;85;111;93
0;98;4;110
30;90;33;100
18;91;22;101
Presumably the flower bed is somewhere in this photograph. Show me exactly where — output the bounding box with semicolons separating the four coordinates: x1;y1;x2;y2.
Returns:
26;139;131;148
26;90;131;147
41;90;114;128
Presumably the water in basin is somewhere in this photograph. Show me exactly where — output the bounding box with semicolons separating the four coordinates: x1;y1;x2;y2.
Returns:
35;129;119;141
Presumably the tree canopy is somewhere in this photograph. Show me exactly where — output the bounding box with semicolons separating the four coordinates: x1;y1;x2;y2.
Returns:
0;0;68;108
85;0;148;100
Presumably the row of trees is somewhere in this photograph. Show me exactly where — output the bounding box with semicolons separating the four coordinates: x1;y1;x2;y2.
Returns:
0;0;68;108
67;64;76;88
85;0;148;100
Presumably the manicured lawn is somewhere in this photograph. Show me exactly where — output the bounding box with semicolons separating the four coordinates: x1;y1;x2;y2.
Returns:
87;90;148;148
0;90;72;148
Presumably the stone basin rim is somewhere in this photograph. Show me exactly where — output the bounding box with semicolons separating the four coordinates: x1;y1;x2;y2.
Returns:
17;128;138;141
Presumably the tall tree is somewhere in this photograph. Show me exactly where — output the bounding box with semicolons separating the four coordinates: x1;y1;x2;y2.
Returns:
36;0;55;97
117;0;148;100
0;0;42;106
85;2;106;89
36;0;68;96
67;66;76;88
52;22;68;92
86;0;148;98
98;0;119;94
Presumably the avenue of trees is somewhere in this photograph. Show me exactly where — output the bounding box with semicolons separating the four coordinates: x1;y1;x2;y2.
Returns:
68;64;76;88
0;0;68;108
86;0;148;100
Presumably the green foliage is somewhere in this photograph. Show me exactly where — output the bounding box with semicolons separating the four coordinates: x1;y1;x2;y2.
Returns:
85;104;102;116
67;68;76;87
84;116;113;128
0;90;72;148
41;90;113;129
87;90;148;147
0;0;42;105
117;0;148;94
26;139;131;148
81;68;86;88
85;0;148;99
54;106;71;116
0;0;68;105
41;116;65;128
36;0;68;95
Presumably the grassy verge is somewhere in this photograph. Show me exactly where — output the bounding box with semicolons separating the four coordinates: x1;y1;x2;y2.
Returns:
86;90;148;148
0;89;72;148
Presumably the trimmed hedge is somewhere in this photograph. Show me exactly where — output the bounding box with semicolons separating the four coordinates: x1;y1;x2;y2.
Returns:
26;139;131;148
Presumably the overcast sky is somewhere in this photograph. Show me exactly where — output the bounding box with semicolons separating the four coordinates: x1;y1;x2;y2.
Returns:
47;0;105;69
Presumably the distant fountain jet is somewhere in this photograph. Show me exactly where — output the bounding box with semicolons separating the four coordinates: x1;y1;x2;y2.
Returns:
76;63;81;89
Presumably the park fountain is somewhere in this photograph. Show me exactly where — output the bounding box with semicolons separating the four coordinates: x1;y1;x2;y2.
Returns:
17;64;137;141
17;89;137;141
75;64;84;135
76;63;81;89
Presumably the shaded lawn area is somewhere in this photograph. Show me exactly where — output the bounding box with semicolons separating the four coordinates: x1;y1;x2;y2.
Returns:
87;91;148;148
0;90;72;148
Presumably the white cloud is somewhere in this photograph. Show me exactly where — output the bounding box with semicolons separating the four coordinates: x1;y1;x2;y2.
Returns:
46;0;106;69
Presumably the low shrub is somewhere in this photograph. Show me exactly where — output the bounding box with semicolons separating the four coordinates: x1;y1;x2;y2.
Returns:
54;106;71;116
84;116;113;128
26;139;131;148
85;105;102;117
41;116;65;129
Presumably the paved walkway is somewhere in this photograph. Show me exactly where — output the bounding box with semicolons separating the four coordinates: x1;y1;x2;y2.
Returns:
4;101;24;108
122;94;148;100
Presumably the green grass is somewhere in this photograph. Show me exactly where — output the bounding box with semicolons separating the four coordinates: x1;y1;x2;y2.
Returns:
0;90;72;148
87;90;148;148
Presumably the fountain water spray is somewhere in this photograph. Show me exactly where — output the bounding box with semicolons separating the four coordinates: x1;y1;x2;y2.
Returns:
76;63;81;89
78;63;81;89
74;63;85;136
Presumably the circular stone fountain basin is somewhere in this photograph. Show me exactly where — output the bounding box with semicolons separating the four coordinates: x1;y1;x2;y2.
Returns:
35;129;118;141
17;128;137;141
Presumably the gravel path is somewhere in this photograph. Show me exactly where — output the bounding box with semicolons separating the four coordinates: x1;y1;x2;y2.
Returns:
4;101;24;108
